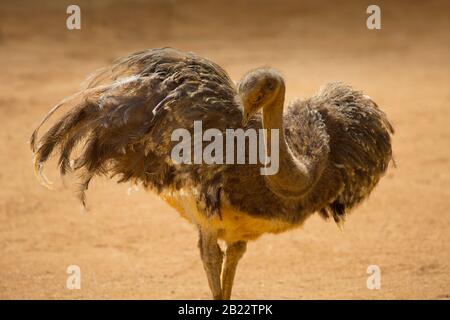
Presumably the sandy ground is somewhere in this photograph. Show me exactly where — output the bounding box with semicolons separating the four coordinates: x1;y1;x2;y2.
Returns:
0;0;449;299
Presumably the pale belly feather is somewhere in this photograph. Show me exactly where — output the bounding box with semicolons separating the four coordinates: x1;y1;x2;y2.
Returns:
160;189;299;243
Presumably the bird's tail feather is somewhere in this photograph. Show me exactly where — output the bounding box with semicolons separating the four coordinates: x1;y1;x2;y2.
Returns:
30;79;161;206
318;201;346;230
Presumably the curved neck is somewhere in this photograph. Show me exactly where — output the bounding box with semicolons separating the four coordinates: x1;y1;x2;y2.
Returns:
261;86;315;199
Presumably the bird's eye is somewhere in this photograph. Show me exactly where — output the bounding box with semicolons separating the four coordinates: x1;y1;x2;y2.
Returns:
254;93;263;103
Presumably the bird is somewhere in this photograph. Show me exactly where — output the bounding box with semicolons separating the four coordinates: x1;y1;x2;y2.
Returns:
30;47;394;300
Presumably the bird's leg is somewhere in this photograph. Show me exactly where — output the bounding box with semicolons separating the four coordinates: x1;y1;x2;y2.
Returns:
198;230;223;300
221;241;247;300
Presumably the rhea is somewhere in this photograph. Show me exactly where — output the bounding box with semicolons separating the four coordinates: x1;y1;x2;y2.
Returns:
30;48;394;299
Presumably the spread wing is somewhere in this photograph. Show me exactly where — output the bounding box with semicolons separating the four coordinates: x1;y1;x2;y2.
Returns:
30;47;242;207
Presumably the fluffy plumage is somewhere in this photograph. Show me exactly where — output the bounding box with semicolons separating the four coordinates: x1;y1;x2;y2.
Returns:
30;47;394;228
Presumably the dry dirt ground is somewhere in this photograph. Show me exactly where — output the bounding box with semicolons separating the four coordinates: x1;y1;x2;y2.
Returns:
0;0;449;299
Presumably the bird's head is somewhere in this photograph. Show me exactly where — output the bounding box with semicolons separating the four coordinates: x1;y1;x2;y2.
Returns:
237;68;285;126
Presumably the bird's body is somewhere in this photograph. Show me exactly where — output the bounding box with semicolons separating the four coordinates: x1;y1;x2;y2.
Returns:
30;48;393;299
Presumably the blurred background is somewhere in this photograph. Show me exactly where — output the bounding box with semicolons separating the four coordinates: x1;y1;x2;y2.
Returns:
0;0;449;299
